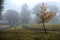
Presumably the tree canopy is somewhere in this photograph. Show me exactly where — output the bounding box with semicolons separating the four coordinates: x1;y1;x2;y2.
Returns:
36;3;56;24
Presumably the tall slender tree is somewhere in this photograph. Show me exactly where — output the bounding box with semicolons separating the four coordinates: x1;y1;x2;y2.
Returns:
0;0;4;20
36;3;56;34
20;3;30;25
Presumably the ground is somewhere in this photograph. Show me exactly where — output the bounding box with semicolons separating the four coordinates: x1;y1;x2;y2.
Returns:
0;24;60;40
0;24;9;29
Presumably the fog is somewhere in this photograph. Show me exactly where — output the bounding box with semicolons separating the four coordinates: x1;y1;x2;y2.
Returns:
1;0;60;27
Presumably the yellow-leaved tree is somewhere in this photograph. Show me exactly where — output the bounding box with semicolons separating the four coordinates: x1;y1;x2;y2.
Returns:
36;3;56;33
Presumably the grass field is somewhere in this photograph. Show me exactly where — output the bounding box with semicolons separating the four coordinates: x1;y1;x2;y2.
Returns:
0;24;60;40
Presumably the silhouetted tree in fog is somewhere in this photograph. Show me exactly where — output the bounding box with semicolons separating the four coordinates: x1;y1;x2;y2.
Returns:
20;3;30;25
5;10;20;27
0;0;4;20
49;5;59;13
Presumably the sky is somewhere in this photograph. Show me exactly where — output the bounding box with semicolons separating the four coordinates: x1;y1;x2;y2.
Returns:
3;0;60;14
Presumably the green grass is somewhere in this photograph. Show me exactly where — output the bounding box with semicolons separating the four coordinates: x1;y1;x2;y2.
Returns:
0;24;60;40
27;24;60;31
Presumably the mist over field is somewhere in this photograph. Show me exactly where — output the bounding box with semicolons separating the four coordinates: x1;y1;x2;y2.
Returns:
1;0;60;25
0;0;60;40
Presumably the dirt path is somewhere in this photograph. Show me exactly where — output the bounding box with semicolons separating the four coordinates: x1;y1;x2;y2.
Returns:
0;25;10;29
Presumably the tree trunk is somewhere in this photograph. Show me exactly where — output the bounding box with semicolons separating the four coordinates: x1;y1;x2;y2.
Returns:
42;18;47;34
0;15;2;20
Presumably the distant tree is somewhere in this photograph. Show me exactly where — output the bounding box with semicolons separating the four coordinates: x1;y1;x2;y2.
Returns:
49;5;59;13
5;10;20;27
0;0;4;20
20;3;30;25
33;3;43;14
36;3;56;33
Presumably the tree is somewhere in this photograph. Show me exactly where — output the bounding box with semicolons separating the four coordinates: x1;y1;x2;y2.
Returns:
33;3;42;14
49;15;60;24
0;0;4;20
5;10;20;27
47;5;59;24
36;3;56;33
20;3;30;25
49;5;59;13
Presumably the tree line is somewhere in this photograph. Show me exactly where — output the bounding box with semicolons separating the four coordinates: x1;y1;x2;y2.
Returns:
0;0;59;27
